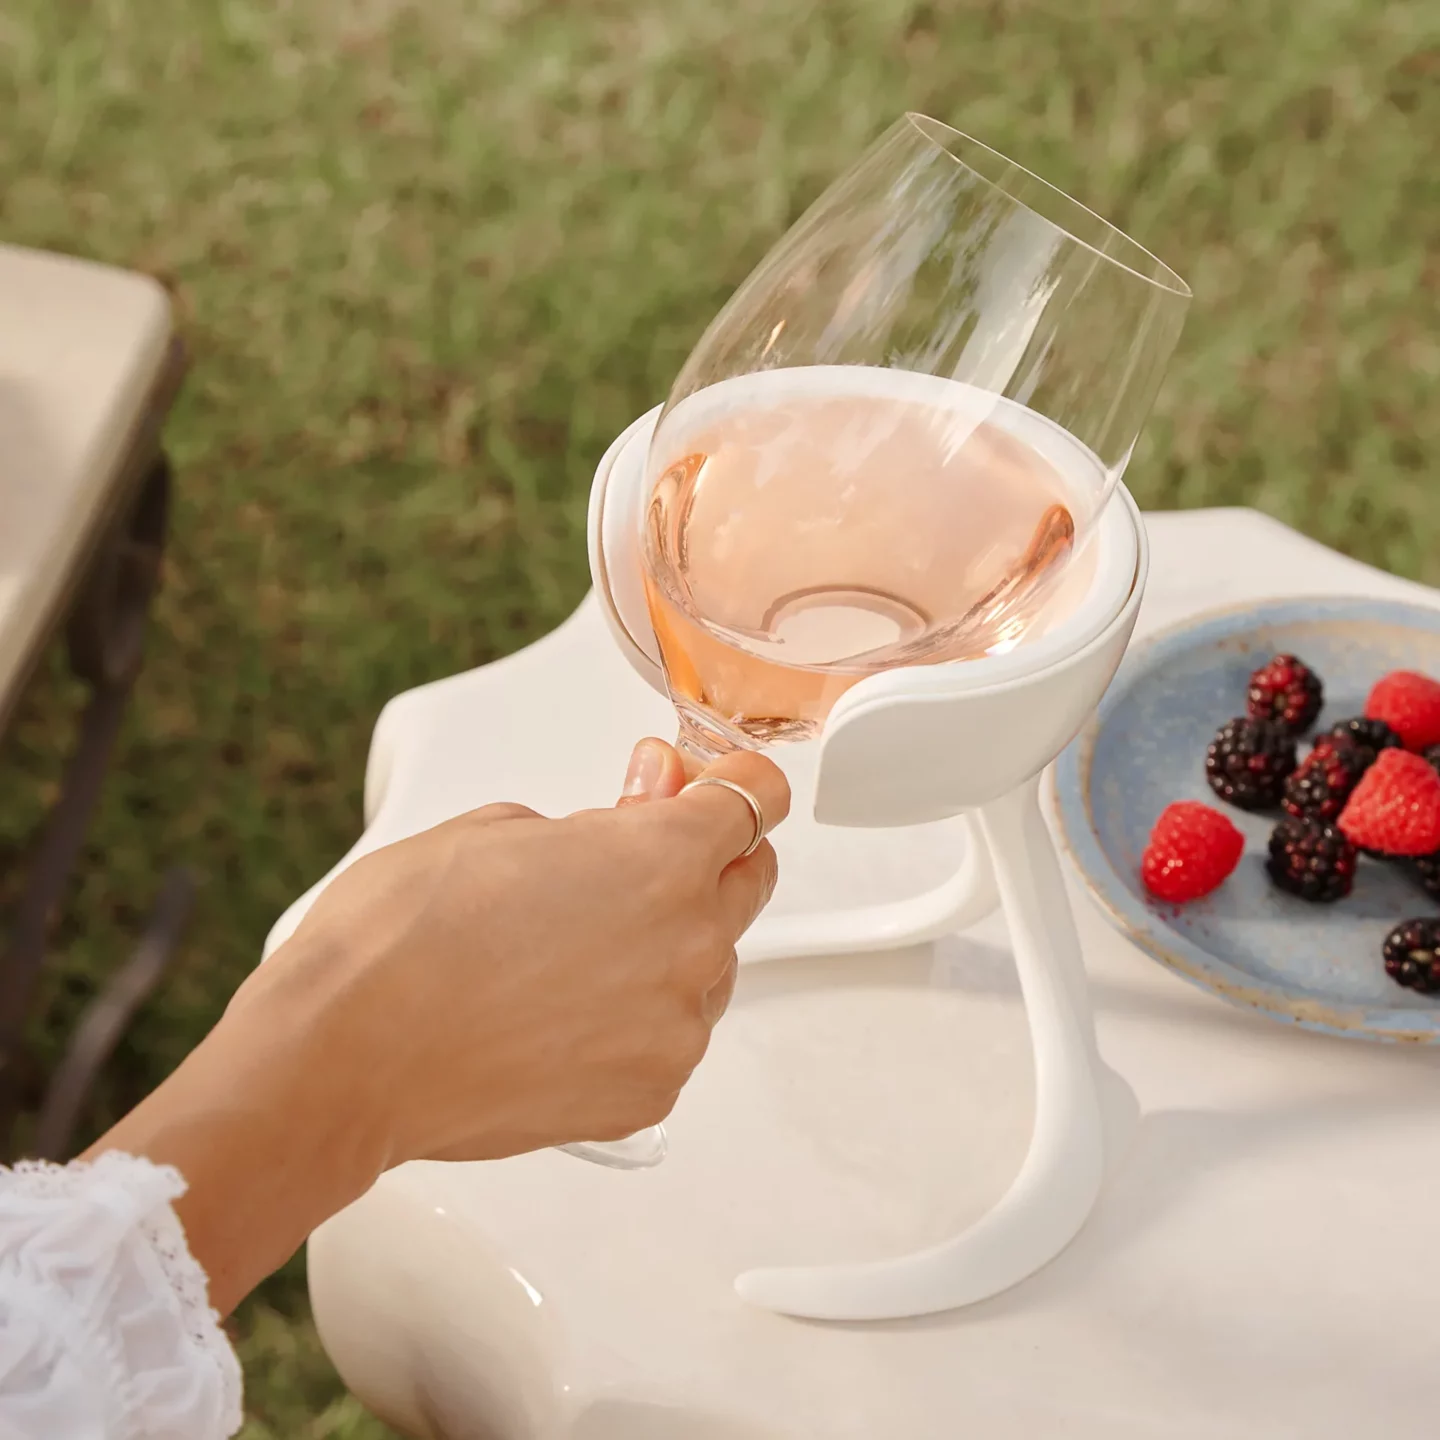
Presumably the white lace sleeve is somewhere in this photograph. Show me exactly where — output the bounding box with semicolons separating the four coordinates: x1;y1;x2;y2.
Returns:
0;1152;243;1439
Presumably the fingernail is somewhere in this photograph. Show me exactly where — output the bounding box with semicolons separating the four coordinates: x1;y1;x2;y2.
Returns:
622;739;665;799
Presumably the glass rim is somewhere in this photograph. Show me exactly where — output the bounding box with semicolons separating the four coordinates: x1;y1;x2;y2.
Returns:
903;113;1192;301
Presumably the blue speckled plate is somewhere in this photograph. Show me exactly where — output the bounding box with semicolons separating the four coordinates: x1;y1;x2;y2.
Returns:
1053;598;1440;1044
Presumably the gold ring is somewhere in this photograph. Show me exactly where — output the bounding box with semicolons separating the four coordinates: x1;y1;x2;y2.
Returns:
680;776;766;858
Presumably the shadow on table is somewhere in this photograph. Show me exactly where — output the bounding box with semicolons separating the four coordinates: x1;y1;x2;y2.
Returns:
748;929;1440;1056
571;1402;786;1440
743;935;1439;1343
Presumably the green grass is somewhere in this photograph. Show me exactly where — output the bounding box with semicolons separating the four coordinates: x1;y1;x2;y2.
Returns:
1;0;1434;1431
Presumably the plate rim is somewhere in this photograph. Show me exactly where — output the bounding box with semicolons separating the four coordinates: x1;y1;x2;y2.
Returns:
1053;594;1440;1045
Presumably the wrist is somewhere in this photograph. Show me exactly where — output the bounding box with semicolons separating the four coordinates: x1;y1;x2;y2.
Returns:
88;945;390;1315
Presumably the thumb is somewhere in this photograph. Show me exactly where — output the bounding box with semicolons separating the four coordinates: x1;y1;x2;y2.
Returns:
617;738;686;806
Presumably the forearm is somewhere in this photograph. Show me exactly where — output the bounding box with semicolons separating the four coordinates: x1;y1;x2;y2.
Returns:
85;972;387;1317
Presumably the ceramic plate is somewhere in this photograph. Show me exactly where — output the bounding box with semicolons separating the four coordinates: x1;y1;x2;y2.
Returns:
1053;598;1440;1043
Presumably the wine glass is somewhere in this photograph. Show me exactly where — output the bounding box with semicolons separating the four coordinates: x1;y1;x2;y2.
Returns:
641;112;1190;762
565;114;1188;1170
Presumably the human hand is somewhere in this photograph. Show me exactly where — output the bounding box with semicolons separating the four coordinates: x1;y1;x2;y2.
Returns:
92;739;788;1314
247;739;789;1165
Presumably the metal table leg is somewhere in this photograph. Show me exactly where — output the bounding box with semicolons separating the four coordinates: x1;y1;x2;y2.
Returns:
34;866;194;1159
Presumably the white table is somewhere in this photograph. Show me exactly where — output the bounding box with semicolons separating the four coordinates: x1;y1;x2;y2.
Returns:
267;509;1440;1440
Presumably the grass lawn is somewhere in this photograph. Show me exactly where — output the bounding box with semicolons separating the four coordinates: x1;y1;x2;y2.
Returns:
1;0;1434;1433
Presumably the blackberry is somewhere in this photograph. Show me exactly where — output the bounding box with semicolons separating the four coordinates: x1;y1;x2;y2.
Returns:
1281;735;1366;823
1247;654;1323;734
1265;816;1357;902
1409;851;1440;900
1325;716;1402;770
1382;918;1440;995
1205;717;1297;810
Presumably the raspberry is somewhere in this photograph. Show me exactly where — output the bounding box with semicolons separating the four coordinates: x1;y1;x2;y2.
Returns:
1281;735;1366;823
1382;918;1440;995
1326;716;1403;769
1364;671;1440;751
1265;816;1357;902
1204;717;1297;810
1141;801;1245;903
1246;654;1323;734
1337;748;1440;857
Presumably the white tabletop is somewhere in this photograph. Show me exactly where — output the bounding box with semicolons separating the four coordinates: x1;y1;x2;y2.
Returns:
279;509;1440;1440
0;244;172;706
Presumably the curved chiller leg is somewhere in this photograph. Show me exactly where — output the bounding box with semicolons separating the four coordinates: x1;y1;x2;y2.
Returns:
734;773;1136;1321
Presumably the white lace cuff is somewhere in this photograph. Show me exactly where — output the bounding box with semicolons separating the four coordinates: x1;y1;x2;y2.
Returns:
0;1152;243;1439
